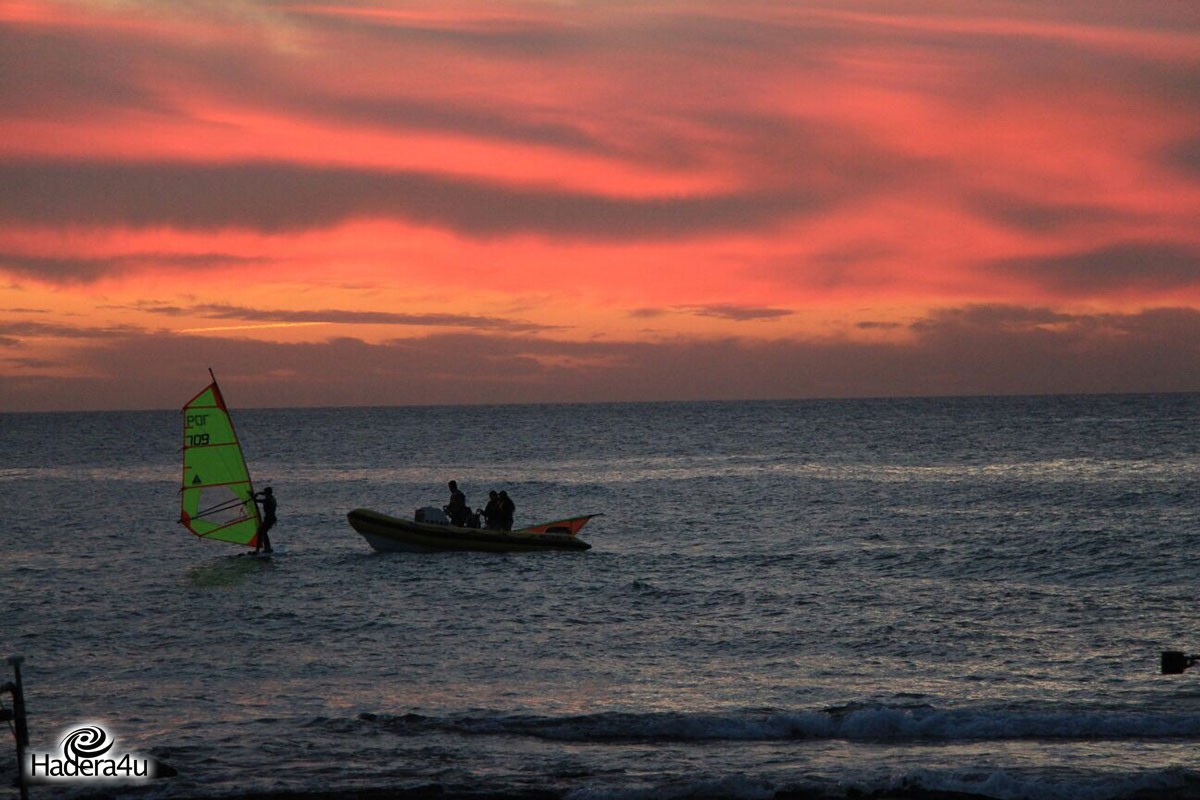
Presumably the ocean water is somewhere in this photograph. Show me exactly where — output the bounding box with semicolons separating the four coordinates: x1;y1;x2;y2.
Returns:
2;394;1199;800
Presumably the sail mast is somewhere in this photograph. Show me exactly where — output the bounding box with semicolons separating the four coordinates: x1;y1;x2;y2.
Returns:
206;367;258;500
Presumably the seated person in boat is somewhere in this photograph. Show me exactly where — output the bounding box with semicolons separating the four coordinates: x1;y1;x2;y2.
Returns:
481;490;503;529
444;480;470;526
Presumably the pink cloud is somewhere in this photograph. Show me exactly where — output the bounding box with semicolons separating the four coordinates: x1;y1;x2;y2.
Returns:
1;0;1198;409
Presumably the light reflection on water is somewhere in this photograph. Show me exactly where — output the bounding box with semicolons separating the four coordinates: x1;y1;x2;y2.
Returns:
2;394;1199;799
267;452;1199;489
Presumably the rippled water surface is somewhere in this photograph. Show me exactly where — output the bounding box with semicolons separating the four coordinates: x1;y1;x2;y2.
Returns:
2;394;1199;799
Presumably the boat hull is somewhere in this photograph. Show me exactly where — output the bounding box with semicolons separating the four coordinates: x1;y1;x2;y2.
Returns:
347;508;593;553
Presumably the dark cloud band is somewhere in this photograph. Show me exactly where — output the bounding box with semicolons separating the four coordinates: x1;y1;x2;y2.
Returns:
0;160;829;239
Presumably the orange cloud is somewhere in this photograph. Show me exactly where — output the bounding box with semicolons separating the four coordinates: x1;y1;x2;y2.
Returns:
1;0;1197;410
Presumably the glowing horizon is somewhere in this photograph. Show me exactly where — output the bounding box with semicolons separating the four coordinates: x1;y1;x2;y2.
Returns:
1;0;1198;411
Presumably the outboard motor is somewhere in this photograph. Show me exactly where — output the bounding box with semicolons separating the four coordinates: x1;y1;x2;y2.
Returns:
415;506;450;525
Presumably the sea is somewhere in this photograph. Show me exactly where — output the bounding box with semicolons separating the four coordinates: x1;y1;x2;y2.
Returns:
1;394;1199;800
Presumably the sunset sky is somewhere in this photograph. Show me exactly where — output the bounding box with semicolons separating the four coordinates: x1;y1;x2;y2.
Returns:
2;0;1198;411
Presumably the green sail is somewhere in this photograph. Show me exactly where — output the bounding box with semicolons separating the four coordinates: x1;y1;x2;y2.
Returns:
179;374;261;547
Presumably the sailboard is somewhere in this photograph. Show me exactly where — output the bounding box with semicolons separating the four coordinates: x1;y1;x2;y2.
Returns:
179;369;262;548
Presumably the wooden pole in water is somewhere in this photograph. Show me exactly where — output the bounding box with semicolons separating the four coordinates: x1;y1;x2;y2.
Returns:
2;655;29;800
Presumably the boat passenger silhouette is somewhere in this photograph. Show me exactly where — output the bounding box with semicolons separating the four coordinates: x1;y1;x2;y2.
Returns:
444;480;470;526
482;490;503;529
498;490;515;531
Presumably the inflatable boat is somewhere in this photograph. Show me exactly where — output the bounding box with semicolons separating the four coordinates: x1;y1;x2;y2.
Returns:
347;507;598;553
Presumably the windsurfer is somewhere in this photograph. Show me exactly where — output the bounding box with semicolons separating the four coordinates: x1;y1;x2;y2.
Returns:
251;486;277;553
444;480;470;526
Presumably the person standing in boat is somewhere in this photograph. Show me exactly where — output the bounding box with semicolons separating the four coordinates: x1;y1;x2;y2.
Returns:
498;490;515;531
445;480;470;526
481;490;503;529
250;486;277;554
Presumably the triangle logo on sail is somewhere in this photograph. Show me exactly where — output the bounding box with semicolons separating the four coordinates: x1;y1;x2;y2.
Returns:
192;475;203;484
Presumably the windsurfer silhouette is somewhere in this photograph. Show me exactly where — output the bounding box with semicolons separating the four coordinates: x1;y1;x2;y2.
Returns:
251;486;277;553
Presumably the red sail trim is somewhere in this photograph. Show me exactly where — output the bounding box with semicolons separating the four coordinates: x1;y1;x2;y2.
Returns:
182;382;218;410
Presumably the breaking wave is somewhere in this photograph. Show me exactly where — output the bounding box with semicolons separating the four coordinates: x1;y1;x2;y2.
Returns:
359;703;1200;744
